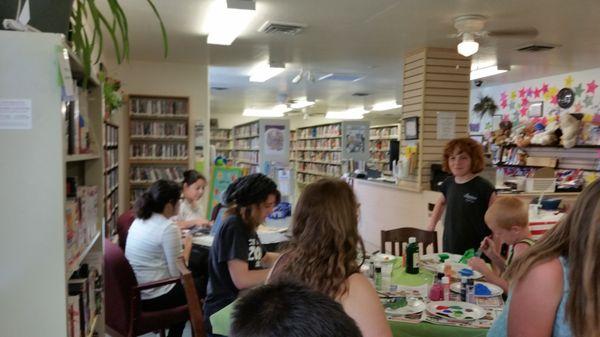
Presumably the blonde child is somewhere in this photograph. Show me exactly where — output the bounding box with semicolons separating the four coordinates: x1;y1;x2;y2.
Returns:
487;178;600;337
468;196;533;293
427;138;496;254
174;169;211;229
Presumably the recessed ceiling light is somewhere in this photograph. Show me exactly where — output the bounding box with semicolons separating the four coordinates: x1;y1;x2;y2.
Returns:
249;61;285;82
203;0;256;46
372;101;402;111
470;65;510;80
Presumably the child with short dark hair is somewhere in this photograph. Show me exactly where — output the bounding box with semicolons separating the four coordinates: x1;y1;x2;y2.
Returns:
173;169;211;229
231;282;363;337
427;138;496;254
468;196;532;293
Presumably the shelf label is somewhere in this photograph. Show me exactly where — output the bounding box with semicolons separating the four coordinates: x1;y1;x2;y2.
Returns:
0;99;32;130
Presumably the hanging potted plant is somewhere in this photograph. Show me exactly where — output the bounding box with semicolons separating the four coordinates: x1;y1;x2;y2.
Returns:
69;0;169;87
473;96;498;117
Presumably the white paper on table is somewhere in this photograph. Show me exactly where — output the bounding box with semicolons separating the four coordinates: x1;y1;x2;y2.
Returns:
0;99;32;130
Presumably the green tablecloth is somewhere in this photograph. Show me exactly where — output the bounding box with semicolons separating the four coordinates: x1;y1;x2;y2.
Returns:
210;264;489;336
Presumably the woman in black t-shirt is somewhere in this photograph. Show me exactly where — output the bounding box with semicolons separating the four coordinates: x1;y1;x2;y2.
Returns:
204;173;281;336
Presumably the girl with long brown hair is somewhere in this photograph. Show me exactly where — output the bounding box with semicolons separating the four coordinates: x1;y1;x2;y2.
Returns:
268;178;392;337
487;179;600;337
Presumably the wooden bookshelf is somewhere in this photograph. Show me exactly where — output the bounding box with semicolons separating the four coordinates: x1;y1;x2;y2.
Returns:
127;95;191;203
0;31;105;336
369;124;400;175
104;121;119;237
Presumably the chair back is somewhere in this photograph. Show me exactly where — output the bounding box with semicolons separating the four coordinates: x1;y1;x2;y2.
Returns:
117;209;136;250
177;258;207;337
381;227;438;255
104;238;137;336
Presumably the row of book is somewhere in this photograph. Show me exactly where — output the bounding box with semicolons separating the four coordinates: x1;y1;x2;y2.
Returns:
211;140;231;149
130;143;188;159
105;189;118;221
65;86;96;155
104;124;118;147
130;121;188;137
130;166;186;183
295;150;341;162
296;172;327;184
65;185;99;269
130;98;187;116
237;162;260;174
370;151;390;162
297;124;341;139
295;138;341;149
235;151;259;163
370;126;398;138
234;138;259;149
210;129;230;139
233;123;259;138
105;169;118;196
104;148;118;170
68;262;102;337
297;163;342;176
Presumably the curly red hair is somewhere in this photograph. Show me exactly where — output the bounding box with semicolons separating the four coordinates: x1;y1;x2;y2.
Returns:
442;138;485;174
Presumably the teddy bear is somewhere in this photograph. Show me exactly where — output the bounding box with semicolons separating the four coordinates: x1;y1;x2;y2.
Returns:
515;122;536;147
492;120;512;146
560;112;583;148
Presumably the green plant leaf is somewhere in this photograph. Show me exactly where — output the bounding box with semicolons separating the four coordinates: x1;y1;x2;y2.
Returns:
146;0;169;58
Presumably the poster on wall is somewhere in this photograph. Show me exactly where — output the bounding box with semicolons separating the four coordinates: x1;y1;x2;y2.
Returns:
341;121;370;161
207;166;243;217
264;124;286;155
259;119;290;165
436;112;456;140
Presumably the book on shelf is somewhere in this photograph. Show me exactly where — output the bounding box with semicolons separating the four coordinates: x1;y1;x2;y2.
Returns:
65;185;99;268
65;84;98;156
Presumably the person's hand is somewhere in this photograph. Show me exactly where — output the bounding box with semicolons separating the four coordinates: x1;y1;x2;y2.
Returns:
426;222;436;232
480;236;498;259
468;257;489;274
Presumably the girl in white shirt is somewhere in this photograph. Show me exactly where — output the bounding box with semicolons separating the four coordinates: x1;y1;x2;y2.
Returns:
125;179;191;337
174;170;211;229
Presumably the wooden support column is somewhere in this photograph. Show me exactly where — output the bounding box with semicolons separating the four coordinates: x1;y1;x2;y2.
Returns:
400;48;471;191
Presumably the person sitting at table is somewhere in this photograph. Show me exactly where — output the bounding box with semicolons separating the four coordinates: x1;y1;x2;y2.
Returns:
173;169;211;229
125;180;193;337
468;196;533;293
267;178;392;337
204;173;281;336
487;179;600;337
230;282;363;337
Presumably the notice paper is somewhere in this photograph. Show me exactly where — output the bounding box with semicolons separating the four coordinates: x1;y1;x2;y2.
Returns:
0;99;32;130
436;111;456;140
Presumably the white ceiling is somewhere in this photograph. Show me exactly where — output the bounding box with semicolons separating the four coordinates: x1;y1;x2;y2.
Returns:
104;0;600;119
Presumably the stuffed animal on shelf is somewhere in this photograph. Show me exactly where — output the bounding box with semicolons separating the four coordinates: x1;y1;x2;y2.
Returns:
515;122;536;148
560;112;583;148
492;120;512;146
531;121;561;146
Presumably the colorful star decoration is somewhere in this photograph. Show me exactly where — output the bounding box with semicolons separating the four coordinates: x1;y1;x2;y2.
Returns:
518;88;526;98
509;101;515;109
501;100;508;109
551;95;558;105
574;102;583;113
584;95;594;107
541;83;549;94
527;88;534;97
511;91;517;100
574;83;585;97
501;92;508;101
534;87;542;98
565;75;574;88
521;98;529;107
549;87;559;96
520;106;528;116
587;80;598;94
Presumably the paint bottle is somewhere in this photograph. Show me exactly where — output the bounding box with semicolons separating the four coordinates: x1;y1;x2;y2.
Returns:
467;279;475;304
375;266;382;290
441;276;450;301
443;261;453;279
460;277;468;302
368;260;375;279
428;273;443;301
405;237;420;274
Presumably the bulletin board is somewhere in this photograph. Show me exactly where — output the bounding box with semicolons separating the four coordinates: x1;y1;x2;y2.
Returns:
207;166;243;217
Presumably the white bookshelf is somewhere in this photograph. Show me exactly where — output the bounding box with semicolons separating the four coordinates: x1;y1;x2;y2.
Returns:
0;31;105;337
232;119;290;174
369;124;400;175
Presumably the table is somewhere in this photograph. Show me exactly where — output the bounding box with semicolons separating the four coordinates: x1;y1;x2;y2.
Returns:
210;260;494;337
192;216;291;248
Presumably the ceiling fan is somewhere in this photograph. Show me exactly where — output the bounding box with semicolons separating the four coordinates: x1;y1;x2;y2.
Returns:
451;15;538;57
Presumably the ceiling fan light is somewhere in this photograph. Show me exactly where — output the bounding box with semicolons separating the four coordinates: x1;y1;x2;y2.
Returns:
457;40;479;57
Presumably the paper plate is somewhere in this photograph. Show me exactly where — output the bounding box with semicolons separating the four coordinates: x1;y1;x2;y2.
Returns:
371;253;398;264
450;281;503;298
383;298;426;316
426;301;486;321
422;262;483;280
421;253;463;264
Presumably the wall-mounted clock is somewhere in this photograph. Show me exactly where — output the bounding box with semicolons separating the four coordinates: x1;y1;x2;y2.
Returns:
557;88;575;109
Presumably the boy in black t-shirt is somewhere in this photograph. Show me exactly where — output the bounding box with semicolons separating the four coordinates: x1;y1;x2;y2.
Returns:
204;174;281;336
427;138;496;254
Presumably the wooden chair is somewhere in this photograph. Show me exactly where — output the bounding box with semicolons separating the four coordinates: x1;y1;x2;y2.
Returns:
177;258;207;337
381;227;439;256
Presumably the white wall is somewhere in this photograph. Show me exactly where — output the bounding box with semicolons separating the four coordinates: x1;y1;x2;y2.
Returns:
470;67;600;137
103;58;209;212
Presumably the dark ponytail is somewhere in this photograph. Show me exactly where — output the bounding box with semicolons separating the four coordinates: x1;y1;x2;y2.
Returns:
135;180;182;220
182;169;206;187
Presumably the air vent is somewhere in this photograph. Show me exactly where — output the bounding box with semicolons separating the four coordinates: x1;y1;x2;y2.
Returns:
211;87;228;91
352;92;370;97
516;44;557;52
258;21;305;35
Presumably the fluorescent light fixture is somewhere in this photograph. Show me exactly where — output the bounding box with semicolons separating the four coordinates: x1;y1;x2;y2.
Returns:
470;65;510;80
290;97;315;109
242;104;290;117
204;0;256;46
457;33;479;57
249;61;285;82
272;104;292;114
317;73;333;80
325;107;367;120
372;101;402;111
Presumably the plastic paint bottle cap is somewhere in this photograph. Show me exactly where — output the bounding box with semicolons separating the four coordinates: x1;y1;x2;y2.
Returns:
408;237;416;244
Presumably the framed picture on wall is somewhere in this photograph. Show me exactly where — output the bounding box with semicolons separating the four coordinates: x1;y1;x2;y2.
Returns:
470;134;484;144
528;101;543;117
404;117;419;140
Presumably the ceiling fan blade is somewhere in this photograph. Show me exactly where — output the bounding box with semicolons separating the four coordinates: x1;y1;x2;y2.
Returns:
487;28;538;37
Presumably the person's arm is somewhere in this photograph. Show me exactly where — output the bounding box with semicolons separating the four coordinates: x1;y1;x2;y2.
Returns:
468;257;509;293
227;259;270;290
507;258;563;337
479;236;506;272
341;273;393;337
427;195;446;231
175;218;212;229
162;225;184;277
